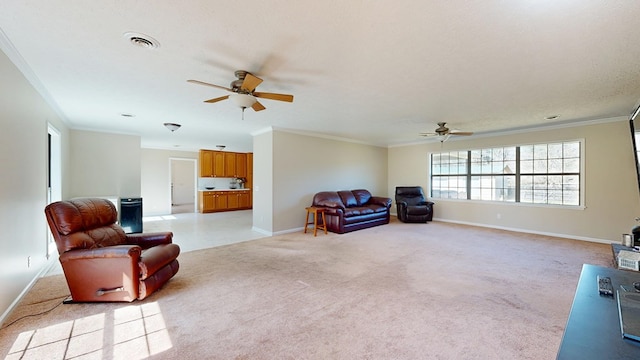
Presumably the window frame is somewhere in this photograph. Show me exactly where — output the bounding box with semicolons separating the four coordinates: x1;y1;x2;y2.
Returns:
428;139;586;209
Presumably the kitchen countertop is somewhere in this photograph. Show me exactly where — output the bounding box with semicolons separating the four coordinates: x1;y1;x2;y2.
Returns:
199;188;250;191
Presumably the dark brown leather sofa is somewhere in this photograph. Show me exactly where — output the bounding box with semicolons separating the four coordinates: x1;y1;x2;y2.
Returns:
311;189;392;234
45;198;180;302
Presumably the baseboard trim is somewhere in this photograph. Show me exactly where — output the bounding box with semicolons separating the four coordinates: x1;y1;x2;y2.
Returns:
0;256;58;327
433;217;613;244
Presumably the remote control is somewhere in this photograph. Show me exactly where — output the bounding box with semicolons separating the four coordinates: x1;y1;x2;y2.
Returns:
597;275;613;296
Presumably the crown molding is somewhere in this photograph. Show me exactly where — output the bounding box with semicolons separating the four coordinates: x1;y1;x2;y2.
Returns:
0;26;69;124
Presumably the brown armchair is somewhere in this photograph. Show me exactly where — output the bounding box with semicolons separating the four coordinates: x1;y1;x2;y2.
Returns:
45;198;180;302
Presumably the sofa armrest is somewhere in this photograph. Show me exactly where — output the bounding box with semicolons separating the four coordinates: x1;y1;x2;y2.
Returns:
370;196;392;208
126;232;173;249
313;200;345;211
322;207;344;217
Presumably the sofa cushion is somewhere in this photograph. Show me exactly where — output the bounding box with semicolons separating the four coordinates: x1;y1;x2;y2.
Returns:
338;190;358;207
344;207;374;217
407;205;429;215
369;204;389;213
352;189;372;206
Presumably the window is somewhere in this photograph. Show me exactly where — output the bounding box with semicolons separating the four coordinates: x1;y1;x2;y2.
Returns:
430;141;581;206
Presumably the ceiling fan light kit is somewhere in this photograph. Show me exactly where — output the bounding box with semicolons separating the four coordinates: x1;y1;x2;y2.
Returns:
188;70;294;119
230;93;257;109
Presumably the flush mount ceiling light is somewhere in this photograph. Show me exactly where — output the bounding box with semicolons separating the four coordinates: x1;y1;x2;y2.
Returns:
216;145;226;151
164;123;181;132
123;32;160;49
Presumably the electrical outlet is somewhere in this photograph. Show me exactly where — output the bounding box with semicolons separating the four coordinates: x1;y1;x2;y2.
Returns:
27;256;31;268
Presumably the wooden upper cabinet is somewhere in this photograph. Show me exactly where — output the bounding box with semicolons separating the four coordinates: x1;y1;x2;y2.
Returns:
224;152;236;177
235;153;247;178
212;151;225;177
199;150;214;177
199;149;249;178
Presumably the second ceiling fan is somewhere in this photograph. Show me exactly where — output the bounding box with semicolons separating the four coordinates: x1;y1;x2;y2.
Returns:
420;122;473;142
188;70;294;116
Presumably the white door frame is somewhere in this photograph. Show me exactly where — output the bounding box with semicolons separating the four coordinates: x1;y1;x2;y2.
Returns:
47;124;62;257
169;157;197;213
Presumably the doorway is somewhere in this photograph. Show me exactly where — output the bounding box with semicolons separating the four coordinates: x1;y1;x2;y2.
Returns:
47;124;62;257
170;158;197;214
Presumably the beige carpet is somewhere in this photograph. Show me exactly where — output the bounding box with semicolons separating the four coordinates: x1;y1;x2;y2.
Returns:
1;220;612;359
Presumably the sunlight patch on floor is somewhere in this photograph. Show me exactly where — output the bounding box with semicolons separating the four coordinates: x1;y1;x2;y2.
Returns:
5;302;171;360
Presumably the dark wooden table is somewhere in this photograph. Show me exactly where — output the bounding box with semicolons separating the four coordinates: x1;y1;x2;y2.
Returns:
557;264;640;359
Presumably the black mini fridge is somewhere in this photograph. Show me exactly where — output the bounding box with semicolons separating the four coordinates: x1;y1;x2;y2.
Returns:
120;197;143;233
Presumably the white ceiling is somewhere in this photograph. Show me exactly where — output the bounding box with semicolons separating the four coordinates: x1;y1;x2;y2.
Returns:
2;1;640;152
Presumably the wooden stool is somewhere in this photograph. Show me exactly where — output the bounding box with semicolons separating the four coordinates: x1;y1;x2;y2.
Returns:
304;207;327;236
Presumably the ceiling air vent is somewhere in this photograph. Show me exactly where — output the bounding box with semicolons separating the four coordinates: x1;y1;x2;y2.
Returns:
123;32;159;49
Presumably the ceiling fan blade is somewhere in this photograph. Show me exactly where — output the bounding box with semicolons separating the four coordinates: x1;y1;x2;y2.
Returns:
253;92;294;102
419;133;438;137
187;79;233;92
204;95;230;103
252;101;266;111
450;131;474;136
241;73;263;92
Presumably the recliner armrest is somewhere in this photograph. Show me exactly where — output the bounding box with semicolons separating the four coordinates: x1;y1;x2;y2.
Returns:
126;232;173;249
59;245;141;263
418;201;435;206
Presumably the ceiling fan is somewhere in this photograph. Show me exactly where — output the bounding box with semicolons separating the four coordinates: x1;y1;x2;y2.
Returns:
419;122;473;142
187;70;294;117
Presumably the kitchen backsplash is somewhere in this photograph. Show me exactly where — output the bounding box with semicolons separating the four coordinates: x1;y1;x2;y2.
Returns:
197;177;246;190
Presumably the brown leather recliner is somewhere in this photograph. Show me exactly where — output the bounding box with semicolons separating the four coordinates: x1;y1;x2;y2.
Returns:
45;198;180;302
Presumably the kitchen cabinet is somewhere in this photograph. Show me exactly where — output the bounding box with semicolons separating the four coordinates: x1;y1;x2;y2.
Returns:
215;192;228;209
199;150;225;177
223;152;247;177
199;190;252;213
199;150;214;177
238;191;250;208
227;192;239;209
235;153;247;178
199;191;215;213
199;150;249;177
224;152;236;177
213;151;225;177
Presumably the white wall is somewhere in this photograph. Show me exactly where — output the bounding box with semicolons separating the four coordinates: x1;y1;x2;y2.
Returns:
252;130;274;233
69;130;141;199
389;118;640;242
141;149;197;215
253;128;388;234
0;48;67;322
